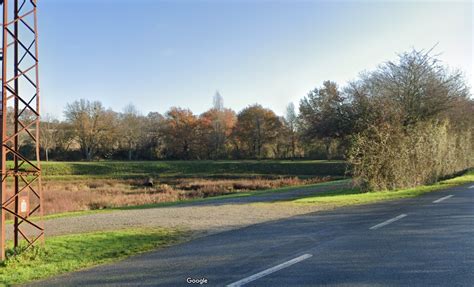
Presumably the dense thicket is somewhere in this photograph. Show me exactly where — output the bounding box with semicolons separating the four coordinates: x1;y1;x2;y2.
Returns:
18;50;473;190
345;50;473;190
298;50;473;190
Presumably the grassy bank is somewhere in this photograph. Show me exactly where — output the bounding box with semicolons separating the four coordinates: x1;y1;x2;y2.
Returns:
0;228;187;286
17;160;347;180
286;170;474;207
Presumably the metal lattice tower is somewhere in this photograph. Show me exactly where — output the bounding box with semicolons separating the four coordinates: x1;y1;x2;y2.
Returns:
0;0;43;260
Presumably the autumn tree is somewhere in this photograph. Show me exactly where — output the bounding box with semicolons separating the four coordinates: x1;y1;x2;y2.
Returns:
196;93;237;159
161;107;199;159
138;112;166;159
199;108;236;159
232;105;282;158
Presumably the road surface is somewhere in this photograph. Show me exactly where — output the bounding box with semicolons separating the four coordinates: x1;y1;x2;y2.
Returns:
28;183;474;286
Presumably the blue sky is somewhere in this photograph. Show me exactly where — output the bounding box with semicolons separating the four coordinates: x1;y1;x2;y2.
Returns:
39;0;472;119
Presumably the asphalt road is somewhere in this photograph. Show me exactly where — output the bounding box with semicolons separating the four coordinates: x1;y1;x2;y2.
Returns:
28;183;474;287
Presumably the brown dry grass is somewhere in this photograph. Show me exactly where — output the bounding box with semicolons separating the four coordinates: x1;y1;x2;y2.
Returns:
36;176;331;215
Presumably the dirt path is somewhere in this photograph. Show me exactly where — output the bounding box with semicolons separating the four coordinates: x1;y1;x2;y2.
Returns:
8;180;349;239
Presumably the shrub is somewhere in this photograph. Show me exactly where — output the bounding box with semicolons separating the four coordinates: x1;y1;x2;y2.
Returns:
349;120;473;191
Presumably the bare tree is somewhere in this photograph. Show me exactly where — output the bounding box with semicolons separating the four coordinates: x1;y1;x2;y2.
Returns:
39;114;57;161
64;99;115;160
213;91;224;111
285;103;298;158
120;104;143;160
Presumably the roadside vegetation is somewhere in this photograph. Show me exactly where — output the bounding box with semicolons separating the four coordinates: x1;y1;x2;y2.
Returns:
38;176;332;215
286;170;474;207
0;228;187;286
298;50;473;191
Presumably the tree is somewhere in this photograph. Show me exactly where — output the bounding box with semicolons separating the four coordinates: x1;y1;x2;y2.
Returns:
346;49;473;190
119;104;143;160
299;81;352;158
232;105;282;158
364;49;469;127
64;99;116;160
285;103;298;158
52;121;76;158
199;108;236;159
161;107;199;159
39;114;57;161
139;112;165;159
213;91;224;111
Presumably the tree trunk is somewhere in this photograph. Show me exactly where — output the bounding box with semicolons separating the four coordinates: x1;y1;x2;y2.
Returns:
86;148;93;161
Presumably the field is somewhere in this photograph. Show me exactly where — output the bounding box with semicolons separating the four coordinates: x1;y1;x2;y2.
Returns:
34;160;347;179
16;160;347;216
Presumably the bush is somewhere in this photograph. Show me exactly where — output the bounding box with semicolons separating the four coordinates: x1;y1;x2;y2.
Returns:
348;120;473;191
342;49;474;191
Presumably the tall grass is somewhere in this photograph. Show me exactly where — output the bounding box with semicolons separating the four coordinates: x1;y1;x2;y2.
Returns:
21;176;332;215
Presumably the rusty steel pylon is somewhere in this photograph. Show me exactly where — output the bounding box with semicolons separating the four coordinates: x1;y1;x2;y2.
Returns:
0;0;43;260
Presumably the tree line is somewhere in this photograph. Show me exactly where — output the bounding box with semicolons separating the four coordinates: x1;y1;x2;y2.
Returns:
37;92;308;162
18;49;473;190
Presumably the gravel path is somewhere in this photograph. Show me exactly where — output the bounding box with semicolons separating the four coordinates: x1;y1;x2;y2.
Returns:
8;180;349;239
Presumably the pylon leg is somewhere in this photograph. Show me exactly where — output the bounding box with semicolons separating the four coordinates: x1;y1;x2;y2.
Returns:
0;0;43;261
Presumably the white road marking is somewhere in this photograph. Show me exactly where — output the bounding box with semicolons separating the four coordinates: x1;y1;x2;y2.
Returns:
369;214;407;230
226;254;313;287
469;185;474;189
433;195;454;203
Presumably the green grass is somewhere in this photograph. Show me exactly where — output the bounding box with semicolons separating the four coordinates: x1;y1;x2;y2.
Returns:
12;160;347;180
290;170;474;207
0;228;188;286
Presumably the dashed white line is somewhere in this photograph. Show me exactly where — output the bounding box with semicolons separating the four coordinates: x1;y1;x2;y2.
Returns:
369;214;407;230
433;195;454;203
226;254;313;287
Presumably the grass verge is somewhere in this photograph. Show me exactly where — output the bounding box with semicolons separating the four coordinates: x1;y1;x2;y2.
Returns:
0;228;188;286
288;170;473;207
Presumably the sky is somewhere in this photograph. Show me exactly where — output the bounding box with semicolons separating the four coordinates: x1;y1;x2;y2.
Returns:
38;0;473;119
